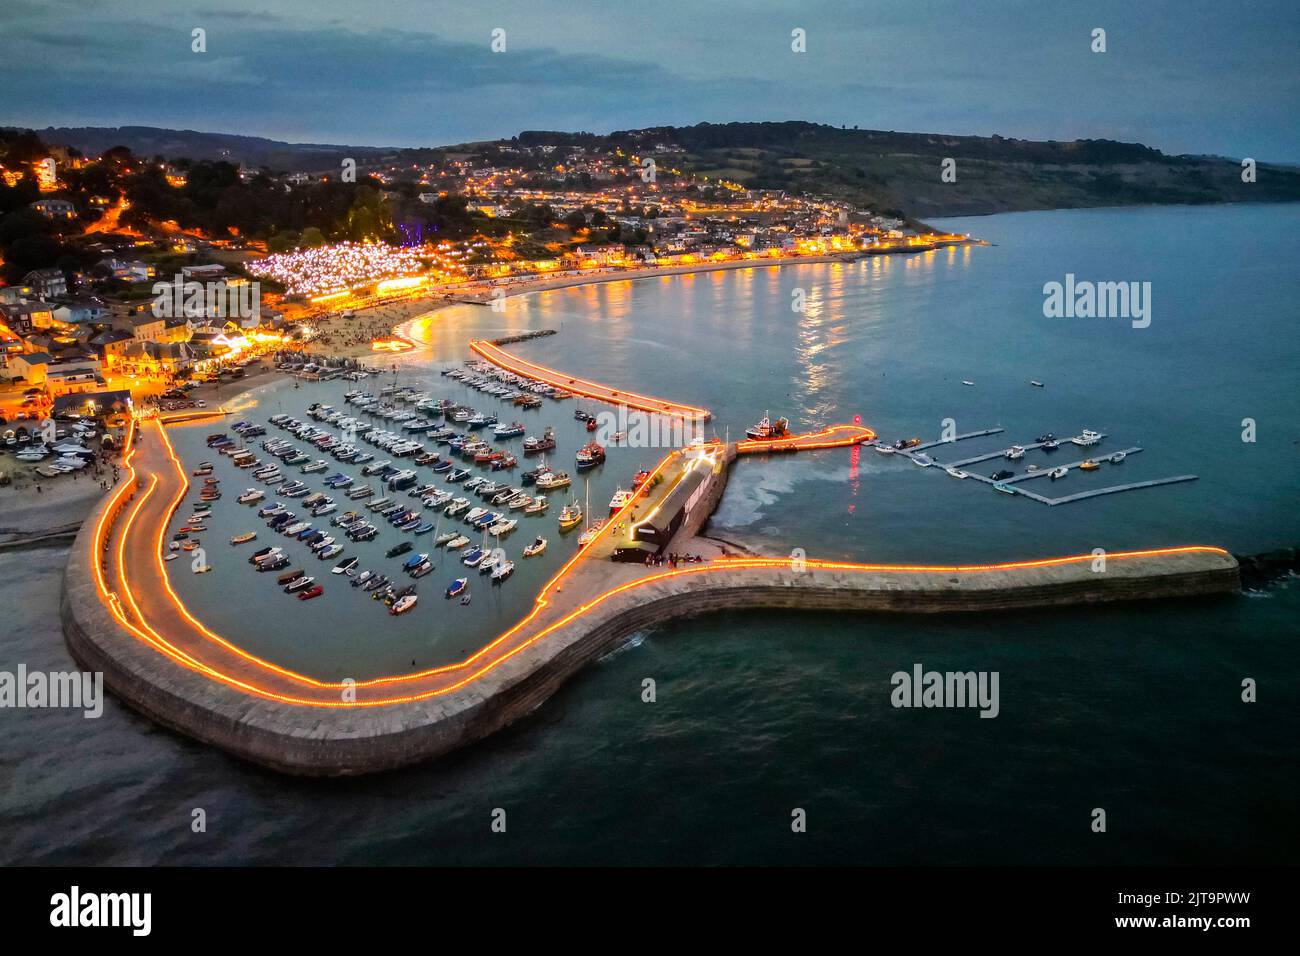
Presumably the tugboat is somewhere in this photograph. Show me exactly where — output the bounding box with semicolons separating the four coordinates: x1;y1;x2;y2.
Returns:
745;412;791;441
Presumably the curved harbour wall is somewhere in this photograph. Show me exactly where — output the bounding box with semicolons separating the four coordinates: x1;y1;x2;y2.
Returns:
62;500;1240;776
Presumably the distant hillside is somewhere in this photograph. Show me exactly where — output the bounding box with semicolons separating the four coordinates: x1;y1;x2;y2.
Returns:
521;121;1300;217
25;121;1300;216
29;126;398;173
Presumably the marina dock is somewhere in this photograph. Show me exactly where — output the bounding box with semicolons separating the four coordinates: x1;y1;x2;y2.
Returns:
879;427;1199;507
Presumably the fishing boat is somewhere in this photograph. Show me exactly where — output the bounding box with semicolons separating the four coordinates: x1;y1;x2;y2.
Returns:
523;537;547;557
446;578;468;599
745;412;791;441
525;496;549;514
1072;429;1102;447
558;501;583;531
537;471;572;490
493;422;526;439
609;488;634;515
523;428;556;454
575;442;605;470
230;531;257;545
298;584;324;601
631;469;651;489
390;593;418;615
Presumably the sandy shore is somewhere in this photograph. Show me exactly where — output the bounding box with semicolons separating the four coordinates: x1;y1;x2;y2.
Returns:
0;450;127;544
304;297;453;360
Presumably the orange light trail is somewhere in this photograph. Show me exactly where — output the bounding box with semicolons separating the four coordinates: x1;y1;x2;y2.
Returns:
735;423;877;454
470;339;712;422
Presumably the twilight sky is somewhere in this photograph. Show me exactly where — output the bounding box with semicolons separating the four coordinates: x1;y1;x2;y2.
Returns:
4;0;1298;159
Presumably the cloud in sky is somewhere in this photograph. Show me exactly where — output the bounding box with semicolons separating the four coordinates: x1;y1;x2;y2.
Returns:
2;0;1298;159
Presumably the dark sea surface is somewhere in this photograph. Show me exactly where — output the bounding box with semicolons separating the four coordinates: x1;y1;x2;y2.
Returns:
2;204;1297;864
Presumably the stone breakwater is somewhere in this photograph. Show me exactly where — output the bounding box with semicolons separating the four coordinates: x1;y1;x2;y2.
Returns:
61;472;1240;775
